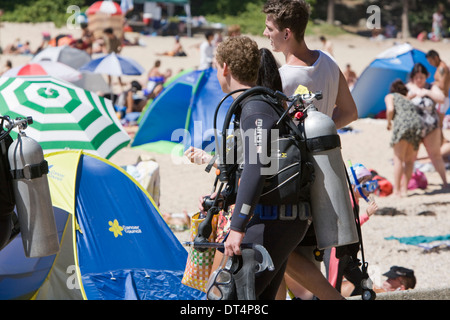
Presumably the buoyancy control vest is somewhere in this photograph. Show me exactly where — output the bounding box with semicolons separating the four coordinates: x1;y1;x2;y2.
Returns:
214;86;316;207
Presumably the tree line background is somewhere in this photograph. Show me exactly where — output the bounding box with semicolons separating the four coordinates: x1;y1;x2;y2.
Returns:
0;0;448;38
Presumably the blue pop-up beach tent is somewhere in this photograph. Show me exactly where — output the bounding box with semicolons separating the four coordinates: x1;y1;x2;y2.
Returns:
0;150;204;300
351;43;449;118
132;68;232;153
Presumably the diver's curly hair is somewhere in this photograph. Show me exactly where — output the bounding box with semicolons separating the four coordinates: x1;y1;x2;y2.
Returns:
215;36;260;84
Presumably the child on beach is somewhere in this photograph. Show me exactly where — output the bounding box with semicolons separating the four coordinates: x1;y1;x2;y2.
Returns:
322;162;379;297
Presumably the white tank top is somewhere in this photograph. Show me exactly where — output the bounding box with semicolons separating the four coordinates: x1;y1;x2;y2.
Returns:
279;50;339;117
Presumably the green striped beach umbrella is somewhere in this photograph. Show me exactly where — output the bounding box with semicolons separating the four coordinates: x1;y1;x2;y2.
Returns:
0;76;130;159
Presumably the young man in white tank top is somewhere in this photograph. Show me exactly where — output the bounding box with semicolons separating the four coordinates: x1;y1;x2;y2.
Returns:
263;0;357;129
262;0;358;300
279;51;340;117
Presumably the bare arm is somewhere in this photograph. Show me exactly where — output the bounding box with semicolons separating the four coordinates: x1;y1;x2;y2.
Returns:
126;91;133;113
434;66;450;93
385;94;394;130
332;70;358;129
428;85;446;104
409;82;445;104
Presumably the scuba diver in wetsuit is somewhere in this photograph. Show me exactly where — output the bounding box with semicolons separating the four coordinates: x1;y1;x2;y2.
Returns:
200;36;312;299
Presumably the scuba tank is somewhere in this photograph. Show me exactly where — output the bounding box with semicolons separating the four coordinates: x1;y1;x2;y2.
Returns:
7;117;59;258
304;104;359;250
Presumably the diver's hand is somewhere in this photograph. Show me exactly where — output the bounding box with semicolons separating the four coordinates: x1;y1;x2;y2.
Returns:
184;146;213;165
197;192;222;214
366;198;379;217
224;230;244;256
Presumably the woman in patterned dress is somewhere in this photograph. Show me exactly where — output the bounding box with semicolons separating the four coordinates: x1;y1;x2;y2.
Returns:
386;79;423;196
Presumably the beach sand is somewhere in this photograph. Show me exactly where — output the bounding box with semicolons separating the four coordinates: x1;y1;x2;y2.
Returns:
1;22;449;294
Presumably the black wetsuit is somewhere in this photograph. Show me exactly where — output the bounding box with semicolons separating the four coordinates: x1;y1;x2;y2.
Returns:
229;96;311;299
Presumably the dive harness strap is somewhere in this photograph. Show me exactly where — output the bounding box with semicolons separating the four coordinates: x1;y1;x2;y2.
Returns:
10;160;49;180
307;135;341;153
205;154;218;173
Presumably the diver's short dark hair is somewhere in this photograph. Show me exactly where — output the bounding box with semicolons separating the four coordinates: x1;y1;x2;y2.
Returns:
263;0;310;42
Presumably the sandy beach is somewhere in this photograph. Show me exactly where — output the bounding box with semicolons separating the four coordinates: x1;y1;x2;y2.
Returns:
1;22;449;294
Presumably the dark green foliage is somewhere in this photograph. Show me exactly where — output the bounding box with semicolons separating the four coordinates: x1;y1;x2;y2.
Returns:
1;0;86;27
1;0;447;37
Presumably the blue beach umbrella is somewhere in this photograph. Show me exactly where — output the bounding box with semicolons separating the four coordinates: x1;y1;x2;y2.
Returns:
79;52;145;76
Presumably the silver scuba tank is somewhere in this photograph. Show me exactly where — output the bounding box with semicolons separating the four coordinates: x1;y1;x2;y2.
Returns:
304;105;359;250
8;132;59;258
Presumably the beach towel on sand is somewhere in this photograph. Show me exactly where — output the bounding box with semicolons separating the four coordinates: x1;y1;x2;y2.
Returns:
385;234;450;245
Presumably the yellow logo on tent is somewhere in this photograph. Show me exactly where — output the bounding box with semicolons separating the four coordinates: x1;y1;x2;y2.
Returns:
109;219;124;237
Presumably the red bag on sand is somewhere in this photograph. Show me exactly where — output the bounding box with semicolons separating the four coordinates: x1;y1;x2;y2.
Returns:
369;169;393;197
408;169;428;190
